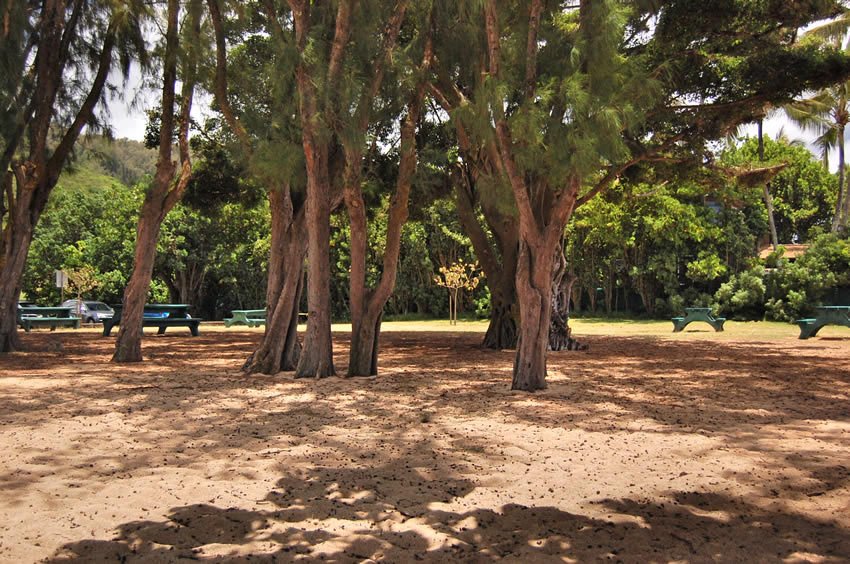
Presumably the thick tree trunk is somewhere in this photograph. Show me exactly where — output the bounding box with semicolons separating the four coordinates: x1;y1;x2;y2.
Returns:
349;308;382;376
512;241;555;391
548;246;583;351
244;190;306;374
452;161;519;350
482;281;517;350
112;205;163;362
295;152;336;378
0;202;33;352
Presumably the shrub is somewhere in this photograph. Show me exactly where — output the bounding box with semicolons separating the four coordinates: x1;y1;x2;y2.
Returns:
714;267;766;320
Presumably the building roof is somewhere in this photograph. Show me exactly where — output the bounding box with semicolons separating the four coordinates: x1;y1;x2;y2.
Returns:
758;243;809;260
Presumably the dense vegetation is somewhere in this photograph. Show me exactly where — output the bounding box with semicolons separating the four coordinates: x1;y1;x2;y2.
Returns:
23;135;849;325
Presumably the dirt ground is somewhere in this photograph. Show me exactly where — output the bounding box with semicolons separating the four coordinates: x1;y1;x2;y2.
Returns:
1;326;849;563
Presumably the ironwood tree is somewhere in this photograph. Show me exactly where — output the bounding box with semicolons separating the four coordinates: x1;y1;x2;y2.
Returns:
207;0;308;375
113;0;204;362
433;0;850;391
341;4;435;377
0;0;146;353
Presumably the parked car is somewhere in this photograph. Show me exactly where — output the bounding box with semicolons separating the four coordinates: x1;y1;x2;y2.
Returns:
60;299;114;323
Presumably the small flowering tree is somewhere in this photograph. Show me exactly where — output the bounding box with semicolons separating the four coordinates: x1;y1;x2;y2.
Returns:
66;267;99;317
434;260;481;325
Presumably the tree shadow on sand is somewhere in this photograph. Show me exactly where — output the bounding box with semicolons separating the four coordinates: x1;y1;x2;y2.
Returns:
48;468;850;562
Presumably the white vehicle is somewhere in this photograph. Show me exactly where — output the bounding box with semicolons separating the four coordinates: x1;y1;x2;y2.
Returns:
60;299;114;323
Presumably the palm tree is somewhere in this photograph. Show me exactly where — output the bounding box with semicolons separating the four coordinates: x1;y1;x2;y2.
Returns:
784;81;850;232
782;9;850;232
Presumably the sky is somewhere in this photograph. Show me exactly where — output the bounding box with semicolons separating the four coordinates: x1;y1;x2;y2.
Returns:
105;63;212;142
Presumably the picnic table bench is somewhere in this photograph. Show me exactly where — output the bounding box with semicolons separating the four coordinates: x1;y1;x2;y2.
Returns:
224;309;309;328
796;306;850;339
17;306;81;332
224;309;267;327
102;304;202;336
672;307;726;332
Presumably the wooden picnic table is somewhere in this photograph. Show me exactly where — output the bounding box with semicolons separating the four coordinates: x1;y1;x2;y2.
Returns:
102;304;202;336
17;306;81;332
672;307;726;332
796;306;850;339
224;309;267;328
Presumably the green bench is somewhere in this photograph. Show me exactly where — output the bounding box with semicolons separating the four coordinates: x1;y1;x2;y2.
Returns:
224;309;267;327
672;307;726;332
796;306;850;339
103;304;202;337
17;306;81;332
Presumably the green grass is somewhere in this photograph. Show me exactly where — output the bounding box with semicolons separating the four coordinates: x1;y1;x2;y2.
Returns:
331;319;489;333
99;316;846;341
335;317;849;341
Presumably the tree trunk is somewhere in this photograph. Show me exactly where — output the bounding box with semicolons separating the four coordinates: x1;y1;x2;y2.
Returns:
570;281;583;313
452;162;519;350
758;119;779;248
112;205;163;362
244;189;306;374
548;245;582;351
344;39;429;376
0;183;34;352
834;127;845;232
349;307;382;376
512;240;555;391
482;283;517;349
294;147;336;378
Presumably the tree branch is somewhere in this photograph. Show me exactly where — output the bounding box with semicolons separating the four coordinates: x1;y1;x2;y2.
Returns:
524;0;543;100
47;21;116;186
207;0;252;152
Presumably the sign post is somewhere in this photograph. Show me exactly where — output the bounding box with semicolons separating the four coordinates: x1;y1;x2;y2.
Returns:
55;270;68;303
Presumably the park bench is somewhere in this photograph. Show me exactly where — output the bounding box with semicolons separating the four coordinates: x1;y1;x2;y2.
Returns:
17;306;81;332
672;307;726;332
102;304;202;337
796;306;850;339
224;309;267;327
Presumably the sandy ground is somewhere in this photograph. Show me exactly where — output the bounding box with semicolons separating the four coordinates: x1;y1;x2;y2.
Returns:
1;325;849;563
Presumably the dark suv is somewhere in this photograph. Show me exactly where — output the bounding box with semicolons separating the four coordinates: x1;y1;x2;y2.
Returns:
61;299;114;323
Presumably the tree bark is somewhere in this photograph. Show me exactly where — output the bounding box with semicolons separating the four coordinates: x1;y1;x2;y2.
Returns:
548;244;583;351
288;0;354;379
244;189;306;374
112;208;164;362
294;147;335;378
0;173;35;352
512;240;556;391
452;160;519;350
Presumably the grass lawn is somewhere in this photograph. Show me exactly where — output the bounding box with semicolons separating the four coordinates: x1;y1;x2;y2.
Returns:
65;315;850;341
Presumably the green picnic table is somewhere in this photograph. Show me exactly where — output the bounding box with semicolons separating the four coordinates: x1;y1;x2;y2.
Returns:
224;309;267;327
17;306;81;332
102;304;202;336
672;307;726;332
796;306;850;339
